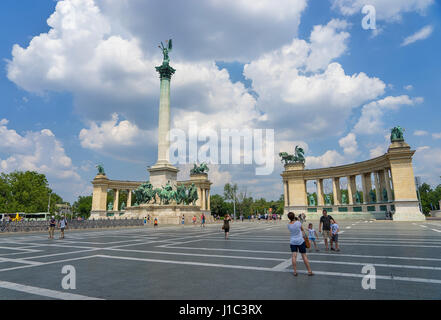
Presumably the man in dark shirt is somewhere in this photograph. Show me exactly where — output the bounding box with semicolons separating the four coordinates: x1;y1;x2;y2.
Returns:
319;209;333;251
48;216;56;239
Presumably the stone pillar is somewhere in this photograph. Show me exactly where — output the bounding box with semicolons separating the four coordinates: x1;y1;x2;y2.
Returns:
387;140;424;221
373;172;381;203
207;189;211;211
332;177;341;205
127;190;132;207
282;163;307;218
378;170;387;202
113;189;119;211
283;181;289;206
347;175;356;205
361;173;371;204
384;169;393;202
91;174;109;215
317;179;324;206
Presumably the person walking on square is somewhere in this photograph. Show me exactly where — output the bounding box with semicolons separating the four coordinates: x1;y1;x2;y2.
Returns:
319;209;333;251
48;215;56;239
287;212;313;276
222;214;232;239
307;223;319;252
58;215;67;239
330;218;340;252
154;217;158;229
192;215;197;226
181;214;185;226
201;213;206;228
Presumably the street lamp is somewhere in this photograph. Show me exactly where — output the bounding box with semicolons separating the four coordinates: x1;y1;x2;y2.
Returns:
47;193;52;215
415;176;422;213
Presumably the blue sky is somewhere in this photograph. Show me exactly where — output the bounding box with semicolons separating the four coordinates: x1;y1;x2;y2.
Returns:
0;0;440;203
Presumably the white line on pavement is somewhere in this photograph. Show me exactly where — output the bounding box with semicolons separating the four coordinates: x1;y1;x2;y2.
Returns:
0;280;102;300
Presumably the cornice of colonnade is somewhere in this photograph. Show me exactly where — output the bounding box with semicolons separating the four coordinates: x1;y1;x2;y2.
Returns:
91;174;212;189
281;143;415;181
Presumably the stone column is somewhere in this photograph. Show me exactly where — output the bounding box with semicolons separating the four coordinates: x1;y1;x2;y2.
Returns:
384;169;393;201
332;177;341;205
113;189;119;211
127;190;132;207
347;176;356;205
91;174;109;214
374;171;381;203
379;170;387;202
207;189;211;211
283;181;289;206
317;179;324;206
388;140;424;221
362;173;371;204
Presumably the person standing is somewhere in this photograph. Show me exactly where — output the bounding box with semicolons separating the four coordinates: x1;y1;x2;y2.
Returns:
59;216;67;239
181;214;185;226
223;214;232;239
192;215;197;226
201;213;206;228
48;216;56;239
287;212;313;276
330;218;340;252
154;217;158;229
307;223;319;252
319;209;334;251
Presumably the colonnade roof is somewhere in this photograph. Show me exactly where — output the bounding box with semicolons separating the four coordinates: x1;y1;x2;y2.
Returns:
282;153;392;180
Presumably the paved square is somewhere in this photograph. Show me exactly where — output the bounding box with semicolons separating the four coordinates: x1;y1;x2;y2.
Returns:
0;219;441;300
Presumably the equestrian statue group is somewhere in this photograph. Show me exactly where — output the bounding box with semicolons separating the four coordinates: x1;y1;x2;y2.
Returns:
279;146;306;165
133;181;198;206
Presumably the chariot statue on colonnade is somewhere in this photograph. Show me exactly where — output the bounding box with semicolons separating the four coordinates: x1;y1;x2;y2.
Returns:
190;163;209;174
279;145;306;165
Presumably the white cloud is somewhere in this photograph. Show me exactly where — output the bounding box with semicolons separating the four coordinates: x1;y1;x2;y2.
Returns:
306;150;346;169
244;20;386;140
0;119;87;201
339;133;359;156
404;85;413;91
369;145;387;158
432;132;441;140
332;0;434;21
79;113;155;161
401;25;434;46
414;130;429;136
414;146;441;186
353;95;423;135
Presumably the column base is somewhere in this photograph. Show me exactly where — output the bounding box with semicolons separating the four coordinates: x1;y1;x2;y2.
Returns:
393;201;426;221
148;163;179;189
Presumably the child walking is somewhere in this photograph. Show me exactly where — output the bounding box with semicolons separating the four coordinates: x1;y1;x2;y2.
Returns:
307;223;319;252
330;218;340;252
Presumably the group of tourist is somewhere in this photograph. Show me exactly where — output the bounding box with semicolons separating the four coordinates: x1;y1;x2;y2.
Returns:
48;215;68;239
287;209;341;276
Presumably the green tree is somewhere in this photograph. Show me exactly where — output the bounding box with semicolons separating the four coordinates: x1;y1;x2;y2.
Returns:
73;195;93;218
223;183;238;218
0;171;63;213
210;194;229;217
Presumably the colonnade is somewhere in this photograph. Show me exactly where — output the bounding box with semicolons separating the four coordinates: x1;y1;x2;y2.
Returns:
281;139;425;221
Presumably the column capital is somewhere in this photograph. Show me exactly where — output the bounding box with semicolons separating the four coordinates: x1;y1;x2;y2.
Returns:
155;63;176;80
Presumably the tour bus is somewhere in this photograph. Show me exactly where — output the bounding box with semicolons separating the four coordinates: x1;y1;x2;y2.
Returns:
0;213;49;221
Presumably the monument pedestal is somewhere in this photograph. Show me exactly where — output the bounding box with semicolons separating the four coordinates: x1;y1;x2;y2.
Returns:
148;163;179;188
124;204;203;224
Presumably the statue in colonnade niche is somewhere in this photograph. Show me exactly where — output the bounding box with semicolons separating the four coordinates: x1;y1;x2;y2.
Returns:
308;194;316;206
369;190;376;203
382;188;388;202
107;202;113;211
120;202;126;211
341;193;348;204
324;194;332;205
355;191;361;204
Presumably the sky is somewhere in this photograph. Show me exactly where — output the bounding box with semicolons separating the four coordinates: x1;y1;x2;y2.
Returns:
0;0;440;203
